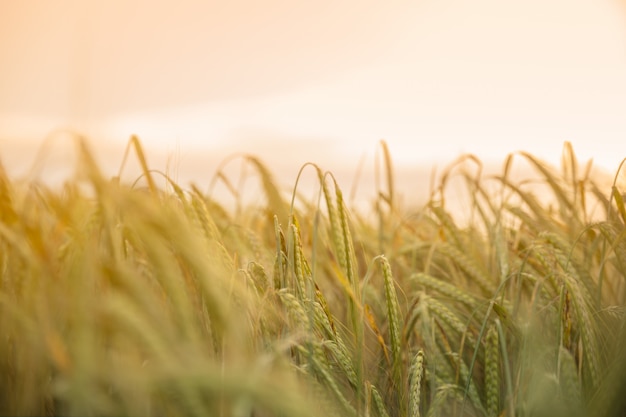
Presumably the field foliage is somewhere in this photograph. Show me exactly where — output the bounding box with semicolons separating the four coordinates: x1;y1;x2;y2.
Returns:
1;137;625;416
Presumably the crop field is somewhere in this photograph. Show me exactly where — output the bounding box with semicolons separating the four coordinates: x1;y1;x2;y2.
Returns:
0;137;625;416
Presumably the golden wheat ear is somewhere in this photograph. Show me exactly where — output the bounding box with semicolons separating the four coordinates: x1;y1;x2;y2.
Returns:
1;139;624;416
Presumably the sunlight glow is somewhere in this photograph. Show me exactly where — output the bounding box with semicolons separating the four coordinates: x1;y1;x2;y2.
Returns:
1;0;625;184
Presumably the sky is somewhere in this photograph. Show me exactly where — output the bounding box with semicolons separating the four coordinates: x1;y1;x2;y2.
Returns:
1;0;626;202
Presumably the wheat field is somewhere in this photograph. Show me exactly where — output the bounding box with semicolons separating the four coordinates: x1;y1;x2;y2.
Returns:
0;137;624;416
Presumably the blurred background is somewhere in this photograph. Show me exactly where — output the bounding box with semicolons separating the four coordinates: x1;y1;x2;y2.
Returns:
1;0;626;204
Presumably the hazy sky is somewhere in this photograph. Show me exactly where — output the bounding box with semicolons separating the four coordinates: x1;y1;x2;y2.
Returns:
1;0;626;188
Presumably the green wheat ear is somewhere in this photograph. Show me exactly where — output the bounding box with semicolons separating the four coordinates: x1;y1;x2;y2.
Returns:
411;272;480;309
485;324;500;417
409;349;425;417
369;382;391;417
379;255;403;389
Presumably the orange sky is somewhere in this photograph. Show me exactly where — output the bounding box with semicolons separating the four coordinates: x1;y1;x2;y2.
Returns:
1;0;626;193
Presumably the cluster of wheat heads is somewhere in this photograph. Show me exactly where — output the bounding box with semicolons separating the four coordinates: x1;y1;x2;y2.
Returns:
0;137;624;416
